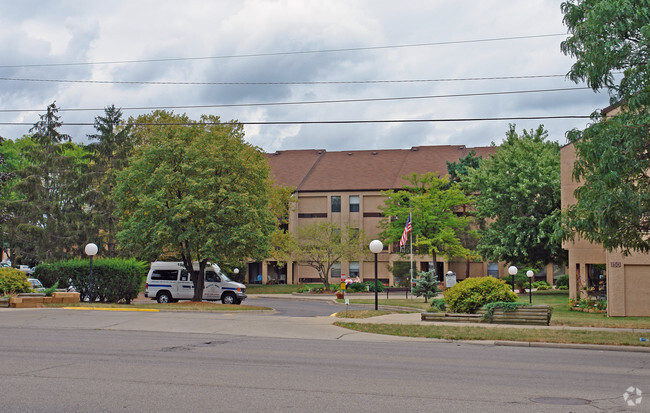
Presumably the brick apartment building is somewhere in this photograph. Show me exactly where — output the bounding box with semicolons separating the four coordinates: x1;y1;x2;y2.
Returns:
245;144;516;287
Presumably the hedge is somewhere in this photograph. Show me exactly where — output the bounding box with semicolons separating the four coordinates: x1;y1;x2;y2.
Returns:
34;258;148;303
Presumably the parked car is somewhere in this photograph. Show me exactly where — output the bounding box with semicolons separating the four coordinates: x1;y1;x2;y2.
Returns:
18;265;34;275
27;278;45;292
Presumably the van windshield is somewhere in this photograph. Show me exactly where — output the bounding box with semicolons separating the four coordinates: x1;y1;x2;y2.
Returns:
219;272;231;282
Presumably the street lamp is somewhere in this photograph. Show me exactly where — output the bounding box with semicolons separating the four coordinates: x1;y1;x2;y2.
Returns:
508;265;518;293
526;270;534;304
369;239;383;311
85;243;98;302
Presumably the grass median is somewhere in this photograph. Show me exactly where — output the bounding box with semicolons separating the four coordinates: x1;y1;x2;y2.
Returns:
333;322;650;347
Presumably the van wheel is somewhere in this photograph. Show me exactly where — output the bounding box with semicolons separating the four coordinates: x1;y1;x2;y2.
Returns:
221;293;237;305
157;291;172;303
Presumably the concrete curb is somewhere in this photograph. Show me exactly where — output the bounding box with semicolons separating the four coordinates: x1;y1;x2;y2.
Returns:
493;340;650;353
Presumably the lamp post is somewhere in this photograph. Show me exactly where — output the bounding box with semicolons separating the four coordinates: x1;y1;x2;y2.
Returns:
84;243;98;302
508;265;518;293
526;270;534;304
369;240;383;311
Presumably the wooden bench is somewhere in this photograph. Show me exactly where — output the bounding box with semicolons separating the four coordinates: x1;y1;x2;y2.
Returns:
421;305;552;326
477;305;551;325
385;287;411;299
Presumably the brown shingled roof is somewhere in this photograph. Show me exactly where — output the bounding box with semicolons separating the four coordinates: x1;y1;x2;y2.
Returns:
266;145;495;191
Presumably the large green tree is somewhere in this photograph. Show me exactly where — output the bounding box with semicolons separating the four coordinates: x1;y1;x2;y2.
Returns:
560;0;649;253
5;103;92;263
379;172;476;280
114;111;276;301
465;125;566;268
86;105;134;256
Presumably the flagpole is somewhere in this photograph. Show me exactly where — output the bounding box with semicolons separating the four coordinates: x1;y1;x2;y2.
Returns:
409;207;413;296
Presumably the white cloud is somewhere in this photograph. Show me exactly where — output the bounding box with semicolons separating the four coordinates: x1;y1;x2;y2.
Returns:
0;0;608;151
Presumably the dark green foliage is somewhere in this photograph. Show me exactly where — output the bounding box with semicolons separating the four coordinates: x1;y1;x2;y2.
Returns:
366;281;384;293
560;0;650;253
412;270;440;302
429;298;446;312
464;125;566;267
347;282;367;293
43;281;58;297
445;276;518;314
555;274;570;288
86;106;134;257
4;103;93;263
34;258;147;303
0;268;31;294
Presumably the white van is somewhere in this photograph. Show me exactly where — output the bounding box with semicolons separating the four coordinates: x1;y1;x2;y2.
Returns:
145;262;246;304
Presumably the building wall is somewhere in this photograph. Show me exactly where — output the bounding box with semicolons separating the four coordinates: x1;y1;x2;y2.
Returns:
561;142;650;316
253;189;515;287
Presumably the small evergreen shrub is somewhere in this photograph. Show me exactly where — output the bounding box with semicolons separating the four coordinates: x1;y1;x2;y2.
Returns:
412;270;440;302
555;275;569;288
0;268;31;295
558;285;568;290
445;277;518;314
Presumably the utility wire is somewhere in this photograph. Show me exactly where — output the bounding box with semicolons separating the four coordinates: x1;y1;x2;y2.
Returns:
0;73;568;86
0;87;590;113
0;115;592;127
0;33;565;69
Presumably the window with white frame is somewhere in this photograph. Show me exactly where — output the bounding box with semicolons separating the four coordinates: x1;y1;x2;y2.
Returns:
349;195;359;212
349;261;360;277
331;262;341;278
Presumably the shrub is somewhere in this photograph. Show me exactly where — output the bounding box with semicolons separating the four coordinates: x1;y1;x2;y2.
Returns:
536;284;550;290
347;282;366;293
555;275;569;288
445;277;518;314
558;285;569;290
501;274;528;291
0;268;31;295
429;298;446;312
412;270;440;302
532;280;550;288
365;281;384;292
34;258;148;303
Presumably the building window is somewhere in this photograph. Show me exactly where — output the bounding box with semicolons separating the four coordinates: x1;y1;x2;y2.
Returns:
331;196;341;213
487;262;499;277
349;195;359;212
349;261;360;277
331;262;341;278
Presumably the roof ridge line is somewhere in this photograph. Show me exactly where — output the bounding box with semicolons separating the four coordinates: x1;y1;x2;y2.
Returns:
295;150;326;191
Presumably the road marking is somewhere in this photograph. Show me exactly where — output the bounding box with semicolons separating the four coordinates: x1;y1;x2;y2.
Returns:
61;307;159;312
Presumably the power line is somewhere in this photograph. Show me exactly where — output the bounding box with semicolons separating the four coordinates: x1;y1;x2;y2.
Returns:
0;115;592;127
0;33;565;69
0;73;568;86
0;87;590;113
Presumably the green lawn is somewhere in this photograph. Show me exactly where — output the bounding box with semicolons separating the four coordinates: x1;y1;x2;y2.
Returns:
334;322;650;347
343;293;650;329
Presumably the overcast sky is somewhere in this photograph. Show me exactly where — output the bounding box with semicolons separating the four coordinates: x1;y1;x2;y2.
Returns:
0;0;610;153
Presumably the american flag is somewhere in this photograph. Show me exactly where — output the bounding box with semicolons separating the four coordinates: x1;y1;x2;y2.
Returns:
399;214;412;248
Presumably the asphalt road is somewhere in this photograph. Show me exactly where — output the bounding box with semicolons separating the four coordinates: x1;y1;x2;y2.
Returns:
2;325;647;412
1;300;648;412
